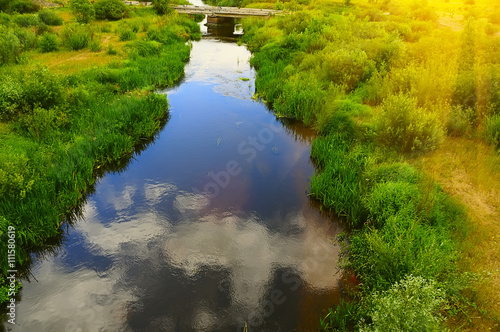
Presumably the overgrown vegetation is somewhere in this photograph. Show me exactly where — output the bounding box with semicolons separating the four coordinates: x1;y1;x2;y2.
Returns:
241;0;500;329
0;4;200;304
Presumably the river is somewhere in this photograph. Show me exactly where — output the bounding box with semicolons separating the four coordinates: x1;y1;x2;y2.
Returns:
2;11;341;332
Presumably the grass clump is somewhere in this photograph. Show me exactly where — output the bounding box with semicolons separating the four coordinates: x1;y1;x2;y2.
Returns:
61;23;92;50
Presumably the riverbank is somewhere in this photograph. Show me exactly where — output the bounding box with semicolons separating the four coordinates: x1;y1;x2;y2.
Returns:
0;4;200;301
241;0;500;329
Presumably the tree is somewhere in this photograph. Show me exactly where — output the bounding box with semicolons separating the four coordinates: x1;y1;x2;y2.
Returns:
152;0;172;15
70;0;95;24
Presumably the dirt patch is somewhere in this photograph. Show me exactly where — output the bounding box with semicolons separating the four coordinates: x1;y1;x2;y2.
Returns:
416;137;500;330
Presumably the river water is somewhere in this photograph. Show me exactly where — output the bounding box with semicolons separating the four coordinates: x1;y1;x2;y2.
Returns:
3;13;341;332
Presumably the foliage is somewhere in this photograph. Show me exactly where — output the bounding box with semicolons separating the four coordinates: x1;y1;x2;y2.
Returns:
118;27;135;41
0;26;22;65
374;94;444;153
360;275;446;331
320;299;362;331
61;23;92;50
94;0;129;20
485;114;500;150
152;0;172;15
70;0;95;24
38;9;63;26
13;14;40;27
39;33;58;53
10;0;40;14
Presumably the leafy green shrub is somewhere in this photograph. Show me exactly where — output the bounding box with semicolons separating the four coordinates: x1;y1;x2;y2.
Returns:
18;106;68;142
0;0;9;12
38;9;63;26
10;0;40;14
447;105;475;137
0;76;23;119
0;27;22;64
118;28;135;41
485;114;500;150
70;0;95;24
61;23;91;50
152;0;172;15
0;152;34;201
360;275;446;331
13;26;38;50
21;66;63;111
39;33;58;52
321;46;374;91
13;14;40;27
374;94;444;153
94;0;128;20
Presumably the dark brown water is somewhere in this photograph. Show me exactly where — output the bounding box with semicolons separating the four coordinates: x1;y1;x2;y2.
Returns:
3;15;342;332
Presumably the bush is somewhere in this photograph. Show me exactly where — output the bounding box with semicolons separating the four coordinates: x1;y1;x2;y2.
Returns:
13;14;40;27
118;28;135;41
10;0;40;14
0;27;22;64
94;0;128;20
13;26;38;50
70;0;95;24
18;106;68;142
0;75;24;119
360;275;446;331
38;9;63;26
61;23;92;50
374;94;444;153
21;66;63;111
0;66;63;120
39;33;58;52
447;105;475;137
152;0;172;15
485;114;500;150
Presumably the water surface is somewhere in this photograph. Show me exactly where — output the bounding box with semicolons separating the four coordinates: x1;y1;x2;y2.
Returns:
3;15;342;332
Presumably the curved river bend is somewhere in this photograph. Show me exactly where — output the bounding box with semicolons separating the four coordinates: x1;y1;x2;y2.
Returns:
3;13;342;332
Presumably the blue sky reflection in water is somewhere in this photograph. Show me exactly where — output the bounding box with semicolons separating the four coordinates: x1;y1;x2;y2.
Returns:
6;22;342;332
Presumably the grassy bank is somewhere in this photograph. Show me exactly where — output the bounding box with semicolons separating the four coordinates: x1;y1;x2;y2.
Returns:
0;2;200;302
241;0;500;329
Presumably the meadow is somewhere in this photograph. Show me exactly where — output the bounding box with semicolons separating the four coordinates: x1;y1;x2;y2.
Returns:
0;0;200;302
240;0;500;330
